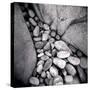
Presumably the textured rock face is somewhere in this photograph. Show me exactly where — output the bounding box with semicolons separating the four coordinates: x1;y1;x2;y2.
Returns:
37;4;87;55
14;4;37;85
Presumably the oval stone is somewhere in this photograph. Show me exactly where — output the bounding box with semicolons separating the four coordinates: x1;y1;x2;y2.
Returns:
29;77;39;85
65;64;76;76
49;66;58;77
53;58;66;69
57;51;70;59
68;56;80;65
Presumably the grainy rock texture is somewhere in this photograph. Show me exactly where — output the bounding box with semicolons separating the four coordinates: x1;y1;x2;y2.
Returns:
14;4;37;85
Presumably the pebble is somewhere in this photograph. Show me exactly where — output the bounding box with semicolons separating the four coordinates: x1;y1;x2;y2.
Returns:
41;55;49;61
72;76;80;84
41;71;46;78
42;32;49;41
77;66;86;82
29;77;39;85
64;75;73;84
62;69;67;76
44;42;50;51
80;57;87;69
51;43;55;50
33;37;41;41
26;21;30;27
43;59;52;71
49;38;55;43
43;24;50;30
77;50;83;57
29;18;37;26
28;9;35;18
37;60;44;66
54;40;71;52
37;64;43;74
68;44;77;53
53;75;63;85
35;41;44;49
55;35;60;40
49;66;58;77
46;71;52;79
37;49;43;53
50;30;56;37
57;51;70;59
33;26;40;36
34;16;39;21
45;51;52;57
53;58;66;69
52;49;57;57
65;64;76;76
68;56;80;65
37;53;44;57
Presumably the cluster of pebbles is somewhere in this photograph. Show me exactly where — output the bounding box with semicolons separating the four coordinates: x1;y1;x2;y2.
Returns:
20;4;88;86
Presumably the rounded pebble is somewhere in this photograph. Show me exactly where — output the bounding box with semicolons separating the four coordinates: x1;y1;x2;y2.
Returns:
65;64;76;76
35;41;44;49
80;57;87;69
53;58;66;69
28;9;35;18
29;77;39;85
68;56;80;65
64;75;73;84
57;51;70;59
49;66;58;77
37;64;43;74
41;55;49;61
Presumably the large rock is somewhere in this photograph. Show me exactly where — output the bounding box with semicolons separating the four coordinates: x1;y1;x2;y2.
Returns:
14;4;37;86
62;22;87;55
35;4;87;55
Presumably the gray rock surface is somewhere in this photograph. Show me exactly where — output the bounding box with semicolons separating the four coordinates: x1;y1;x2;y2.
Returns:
14;4;37;85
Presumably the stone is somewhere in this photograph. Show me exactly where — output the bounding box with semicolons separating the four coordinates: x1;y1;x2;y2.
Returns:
54;40;71;52
80;57;87;69
64;75;73;84
29;77;39;85
37;64;43;74
53;75;63;85
37;53;44;57
65;64;76;76
43;59;52;71
46;71;52;79
35;41;44;49
33;26;40;36
28;9;35;18
53;58;66;69
41;55;49;61
49;66;58;77
29;18;37;26
37;60;44;66
42;32;49;41
77;66;86;82
43;24;50;30
67;56;80;65
45;51;52;57
50;30;56;37
41;71;46;78
33;37;41;41
44;42;50;51
57;51;70;59
77;50;83;57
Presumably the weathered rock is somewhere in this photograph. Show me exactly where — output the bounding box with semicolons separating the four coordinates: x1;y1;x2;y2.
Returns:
53;58;66;69
14;4;37;85
62;22;87;56
67;56;80;65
